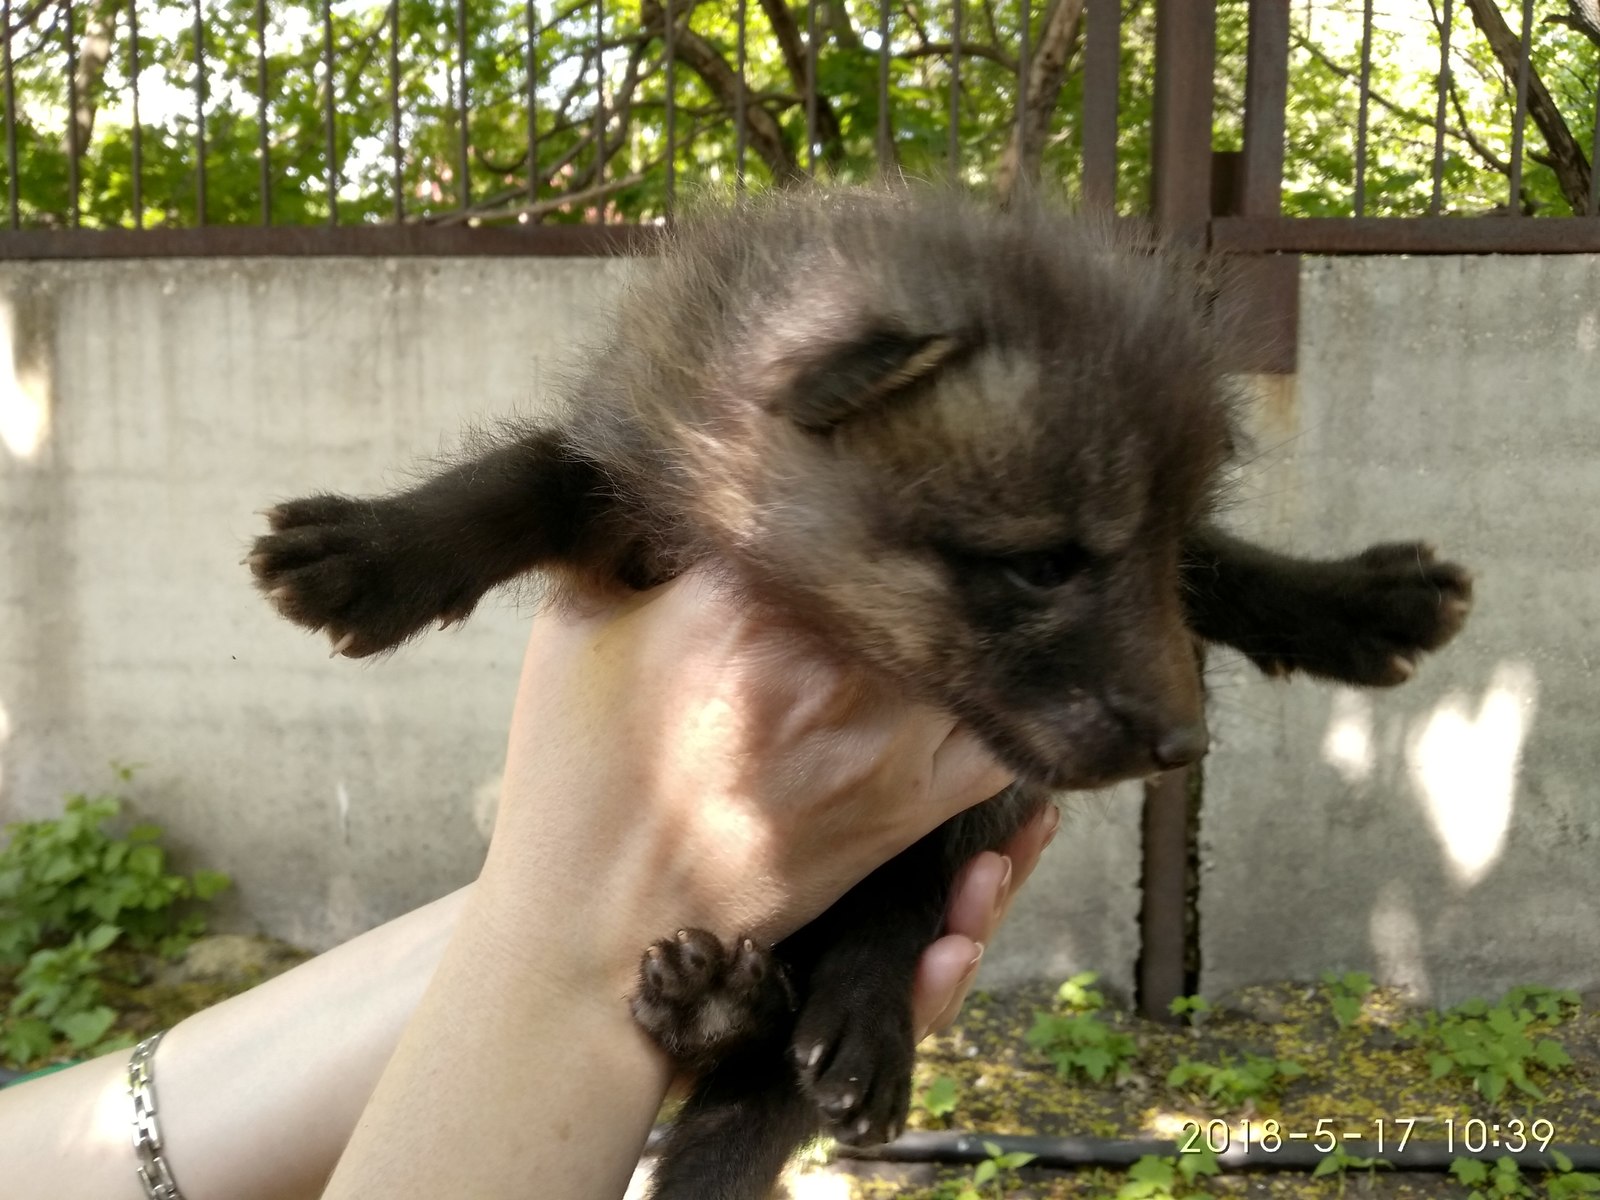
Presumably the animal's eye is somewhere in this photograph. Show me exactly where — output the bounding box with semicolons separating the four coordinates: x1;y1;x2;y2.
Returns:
997;543;1093;591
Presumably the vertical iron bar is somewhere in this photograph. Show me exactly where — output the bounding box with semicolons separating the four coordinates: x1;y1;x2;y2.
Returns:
129;0;141;227
1238;0;1287;217
1017;0;1028;148
323;0;336;223
1138;768;1193;1022
734;0;746;190
805;0;817;175
193;0;206;225
389;0;401;221
664;0;676;209
593;0;604;191
528;0;539;208
948;0;960;180
65;0;79;226
1353;0;1372;216
457;0;470;210
256;0;269;224
1081;0;1123;210
1507;0;1534;214
876;0;888;172
1151;0;1215;240
1430;0;1452;216
3;0;15;228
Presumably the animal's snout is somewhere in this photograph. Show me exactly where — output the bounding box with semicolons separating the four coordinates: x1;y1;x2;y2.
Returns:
1105;688;1210;773
1152;720;1210;770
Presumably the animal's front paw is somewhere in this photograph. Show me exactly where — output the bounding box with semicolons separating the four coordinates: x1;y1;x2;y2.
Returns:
247;495;477;657
791;988;914;1146
1253;541;1473;686
630;929;794;1071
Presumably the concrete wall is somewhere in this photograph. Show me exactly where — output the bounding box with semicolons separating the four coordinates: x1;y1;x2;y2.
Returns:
1203;256;1600;1005
0;257;1140;992
3;253;1594;1002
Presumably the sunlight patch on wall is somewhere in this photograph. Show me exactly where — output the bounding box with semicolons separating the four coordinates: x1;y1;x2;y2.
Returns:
1321;689;1375;784
1406;662;1537;888
1368;880;1430;998
0;690;10;800
0;300;52;461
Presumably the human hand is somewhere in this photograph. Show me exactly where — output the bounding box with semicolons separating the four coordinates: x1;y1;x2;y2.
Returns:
476;567;1017;999
911;802;1059;1040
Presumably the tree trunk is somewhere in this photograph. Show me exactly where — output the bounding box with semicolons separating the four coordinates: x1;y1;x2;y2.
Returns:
994;0;1086;206
1462;0;1591;212
70;0;118;152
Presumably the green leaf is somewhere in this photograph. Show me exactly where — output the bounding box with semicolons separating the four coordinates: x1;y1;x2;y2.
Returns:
0;1016;55;1064
1554;1151;1575;1173
1076;1045;1114;1081
55;1005;117;1050
1126;1156;1176;1186
192;870;232;901
920;1075;959;1118
1534;1038;1572;1069
972;1159;996;1186
1312;1155;1341;1178
84;923;122;954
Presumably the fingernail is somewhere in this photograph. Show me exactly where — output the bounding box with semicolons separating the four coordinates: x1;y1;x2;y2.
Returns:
963;942;985;979
1042;805;1062;848
985;857;1011;921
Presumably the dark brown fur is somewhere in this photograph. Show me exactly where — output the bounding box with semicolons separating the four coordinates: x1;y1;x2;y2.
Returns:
247;187;1471;1199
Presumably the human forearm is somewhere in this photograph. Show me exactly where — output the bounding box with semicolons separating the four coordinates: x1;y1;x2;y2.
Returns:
320;872;673;1199
0;886;468;1200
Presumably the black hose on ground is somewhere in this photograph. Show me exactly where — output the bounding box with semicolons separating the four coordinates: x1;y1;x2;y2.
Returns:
827;1132;1600;1174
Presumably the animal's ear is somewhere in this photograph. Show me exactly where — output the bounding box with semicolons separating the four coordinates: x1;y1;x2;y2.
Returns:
761;327;967;432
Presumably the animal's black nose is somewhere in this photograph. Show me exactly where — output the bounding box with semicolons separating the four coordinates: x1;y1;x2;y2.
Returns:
1153;722;1210;769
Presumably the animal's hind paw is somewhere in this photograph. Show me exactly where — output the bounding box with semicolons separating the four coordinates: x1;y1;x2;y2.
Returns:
1252;541;1473;687
248;494;478;657
630;930;795;1072
791;987;913;1147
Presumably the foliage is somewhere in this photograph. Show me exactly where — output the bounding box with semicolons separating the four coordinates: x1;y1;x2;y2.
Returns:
1311;1144;1392;1197
1165;1051;1306;1109
1;924;124;1063
4;0;1597;228
1321;969;1374;1029
1168;993;1211;1026
1115;1148;1219;1200
1025;971;1138;1084
918;1073;961;1121
1450;1154;1600;1200
935;1140;1038;1200
1399;986;1579;1103
0;769;232;1067
0;769;232;963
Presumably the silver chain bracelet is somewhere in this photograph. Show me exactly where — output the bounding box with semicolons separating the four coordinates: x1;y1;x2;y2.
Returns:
128;1030;188;1200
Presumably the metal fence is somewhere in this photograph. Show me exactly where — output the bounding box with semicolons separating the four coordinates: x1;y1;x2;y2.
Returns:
0;0;1597;257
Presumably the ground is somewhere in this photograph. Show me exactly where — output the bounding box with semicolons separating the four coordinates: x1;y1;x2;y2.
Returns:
8;941;1597;1199
784;978;1600;1199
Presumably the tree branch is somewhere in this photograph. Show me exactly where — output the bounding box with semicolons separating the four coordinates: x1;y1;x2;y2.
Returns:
1461;0;1591;213
756;0;844;168
638;0;802;181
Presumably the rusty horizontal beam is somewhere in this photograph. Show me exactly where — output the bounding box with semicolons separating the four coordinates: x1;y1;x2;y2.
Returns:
0;223;660;260
1212;215;1600;255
